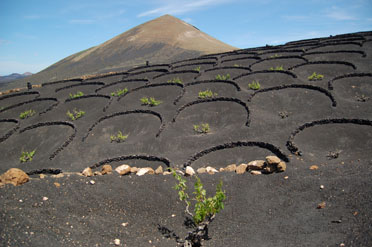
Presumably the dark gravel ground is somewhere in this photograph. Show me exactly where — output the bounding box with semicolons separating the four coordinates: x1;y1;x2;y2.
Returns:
1;31;372;246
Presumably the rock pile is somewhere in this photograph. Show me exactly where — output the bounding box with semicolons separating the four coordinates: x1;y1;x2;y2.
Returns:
80;155;286;178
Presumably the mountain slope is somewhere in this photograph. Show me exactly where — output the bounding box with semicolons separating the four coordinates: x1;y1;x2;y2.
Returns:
11;15;236;88
0;72;32;85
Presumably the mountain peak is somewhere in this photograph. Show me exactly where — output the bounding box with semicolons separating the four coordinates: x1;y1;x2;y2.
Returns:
119;14;236;53
12;15;236;84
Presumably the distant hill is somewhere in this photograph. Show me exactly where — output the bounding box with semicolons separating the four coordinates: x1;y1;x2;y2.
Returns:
9;15;236;89
0;72;32;87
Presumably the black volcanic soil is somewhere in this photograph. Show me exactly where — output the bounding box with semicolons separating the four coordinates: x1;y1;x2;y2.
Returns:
1;31;372;247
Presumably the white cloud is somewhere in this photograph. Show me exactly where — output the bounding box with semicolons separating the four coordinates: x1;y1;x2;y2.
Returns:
138;0;235;17
0;61;49;75
325;7;358;21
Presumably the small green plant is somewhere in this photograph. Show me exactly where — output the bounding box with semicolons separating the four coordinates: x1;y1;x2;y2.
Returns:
215;74;230;80
198;90;218;99
308;72;324;81
269;65;284;71
193;123;210;134
269;54;281;58
167;77;183;84
110;131;128;143
248;80;261;90
140;97;162;106
69;91;84;99
194;66;201;72
20;150;36;163
19;109;35;119
233;64;240;67
111;88;128;97
66;108;85;121
171;169;226;245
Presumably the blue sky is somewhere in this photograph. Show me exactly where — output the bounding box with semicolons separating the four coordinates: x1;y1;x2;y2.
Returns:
0;0;371;75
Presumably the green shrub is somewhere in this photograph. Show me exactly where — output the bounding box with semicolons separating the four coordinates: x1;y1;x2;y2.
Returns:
308;72;324;81
198;90;218;99
67;108;85;121
193;123;210;134
69;91;84;99
248;80;261;90
215;74;230;80
167;77;183;84
269;54;281;58
110;131;128;143
19;109;35;119
269;65;284;71
111;88;128;97
194;66;201;72
172;170;225;224
140;97;162;106
20;150;36;163
233;64;240;67
171;169;225;245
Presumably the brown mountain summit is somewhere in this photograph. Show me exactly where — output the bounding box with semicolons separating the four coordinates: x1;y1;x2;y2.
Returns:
14;15;236;86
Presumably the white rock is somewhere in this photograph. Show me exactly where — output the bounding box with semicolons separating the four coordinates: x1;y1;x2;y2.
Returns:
224;164;237;172
206;166;218;174
155;166;163;174
136;167;154;176
277;161;287;172
89;180;95;185
236;164;248;174
121;222;128;227
115;164;131;176
247;160;265;170
250;170;262;175
185;166;195;176
82;167;93;177
266;156;281;165
197;167;206;174
42;197;48;201
114;238;120;246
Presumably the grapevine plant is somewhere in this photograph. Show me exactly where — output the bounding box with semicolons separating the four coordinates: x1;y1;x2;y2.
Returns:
171;169;226;246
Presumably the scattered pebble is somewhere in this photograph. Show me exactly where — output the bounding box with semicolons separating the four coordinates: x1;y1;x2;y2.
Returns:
39;174;46;179
114;239;120;246
320;185;324;189
317;202;326;209
19;199;23;203
42;197;48;201
54;182;61;188
171;214;176;217
121;222;128;227
310;165;319;170
250;170;261;175
89;180;95;185
284;176;289;180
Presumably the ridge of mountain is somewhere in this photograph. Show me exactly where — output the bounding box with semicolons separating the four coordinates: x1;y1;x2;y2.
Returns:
10;15;236;89
0;72;33;85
